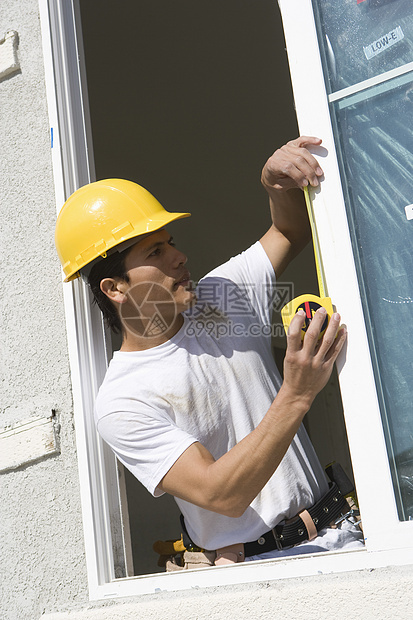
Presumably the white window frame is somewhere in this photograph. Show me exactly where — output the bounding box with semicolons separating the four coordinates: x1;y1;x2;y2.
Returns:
279;0;413;552
40;0;413;602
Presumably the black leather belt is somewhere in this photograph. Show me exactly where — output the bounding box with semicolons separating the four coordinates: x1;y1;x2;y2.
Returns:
244;482;348;556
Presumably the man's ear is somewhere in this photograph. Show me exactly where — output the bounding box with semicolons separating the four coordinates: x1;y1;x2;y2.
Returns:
100;278;129;304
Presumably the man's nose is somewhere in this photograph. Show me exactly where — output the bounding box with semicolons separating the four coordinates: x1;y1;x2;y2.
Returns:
172;246;187;266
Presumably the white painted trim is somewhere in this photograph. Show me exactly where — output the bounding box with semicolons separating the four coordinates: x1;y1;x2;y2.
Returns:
279;0;413;551
90;546;413;600
39;0;126;593
39;0;65;212
39;0;99;594
0;415;58;472
0;30;20;80
328;61;413;102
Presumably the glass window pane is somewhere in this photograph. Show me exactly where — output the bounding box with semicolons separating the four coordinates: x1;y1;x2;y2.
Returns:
313;0;413;521
313;0;413;93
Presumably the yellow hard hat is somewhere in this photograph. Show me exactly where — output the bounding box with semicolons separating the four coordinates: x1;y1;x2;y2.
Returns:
55;179;191;282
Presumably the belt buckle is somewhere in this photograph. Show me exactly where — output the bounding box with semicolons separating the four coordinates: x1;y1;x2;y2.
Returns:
271;525;284;551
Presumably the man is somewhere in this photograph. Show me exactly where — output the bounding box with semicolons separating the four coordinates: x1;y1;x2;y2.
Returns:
55;136;363;565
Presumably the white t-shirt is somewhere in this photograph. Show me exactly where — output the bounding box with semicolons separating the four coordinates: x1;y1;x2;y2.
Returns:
95;241;330;550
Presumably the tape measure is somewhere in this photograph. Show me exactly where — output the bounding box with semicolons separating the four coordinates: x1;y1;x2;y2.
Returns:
281;186;333;339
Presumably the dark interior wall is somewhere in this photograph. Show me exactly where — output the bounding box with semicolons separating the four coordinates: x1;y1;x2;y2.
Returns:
78;0;299;282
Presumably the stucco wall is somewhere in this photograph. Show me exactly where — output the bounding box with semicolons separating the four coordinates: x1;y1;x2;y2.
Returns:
41;564;413;620
0;1;88;619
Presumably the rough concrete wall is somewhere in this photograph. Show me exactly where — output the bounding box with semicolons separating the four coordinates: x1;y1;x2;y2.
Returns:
0;1;88;619
40;564;413;620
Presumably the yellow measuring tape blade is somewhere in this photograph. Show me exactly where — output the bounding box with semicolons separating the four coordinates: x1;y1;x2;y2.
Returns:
303;185;327;299
281;186;333;339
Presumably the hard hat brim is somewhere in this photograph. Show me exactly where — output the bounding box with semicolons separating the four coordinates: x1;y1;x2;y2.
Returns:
63;210;190;282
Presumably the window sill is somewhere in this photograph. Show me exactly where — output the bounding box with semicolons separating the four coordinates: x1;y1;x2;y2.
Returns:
91;545;413;601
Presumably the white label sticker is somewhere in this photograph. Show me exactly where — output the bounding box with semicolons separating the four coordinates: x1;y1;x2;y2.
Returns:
405;204;413;221
364;26;404;60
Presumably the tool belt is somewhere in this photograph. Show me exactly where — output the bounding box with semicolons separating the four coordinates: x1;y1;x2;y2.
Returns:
244;481;348;555
154;465;360;570
192;484;357;567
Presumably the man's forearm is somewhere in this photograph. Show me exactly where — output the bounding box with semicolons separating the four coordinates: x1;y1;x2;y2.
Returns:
203;384;310;517
267;186;312;253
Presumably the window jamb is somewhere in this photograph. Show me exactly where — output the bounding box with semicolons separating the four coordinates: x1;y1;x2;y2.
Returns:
39;0;129;590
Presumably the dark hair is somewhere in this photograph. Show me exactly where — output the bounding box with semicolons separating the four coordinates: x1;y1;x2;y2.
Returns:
86;249;131;335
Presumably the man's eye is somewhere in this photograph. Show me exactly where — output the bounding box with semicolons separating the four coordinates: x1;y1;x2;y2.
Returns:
168;240;176;247
149;248;161;257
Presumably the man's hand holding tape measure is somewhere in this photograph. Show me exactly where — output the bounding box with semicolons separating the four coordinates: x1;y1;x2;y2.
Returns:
282;306;347;409
261;136;338;342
